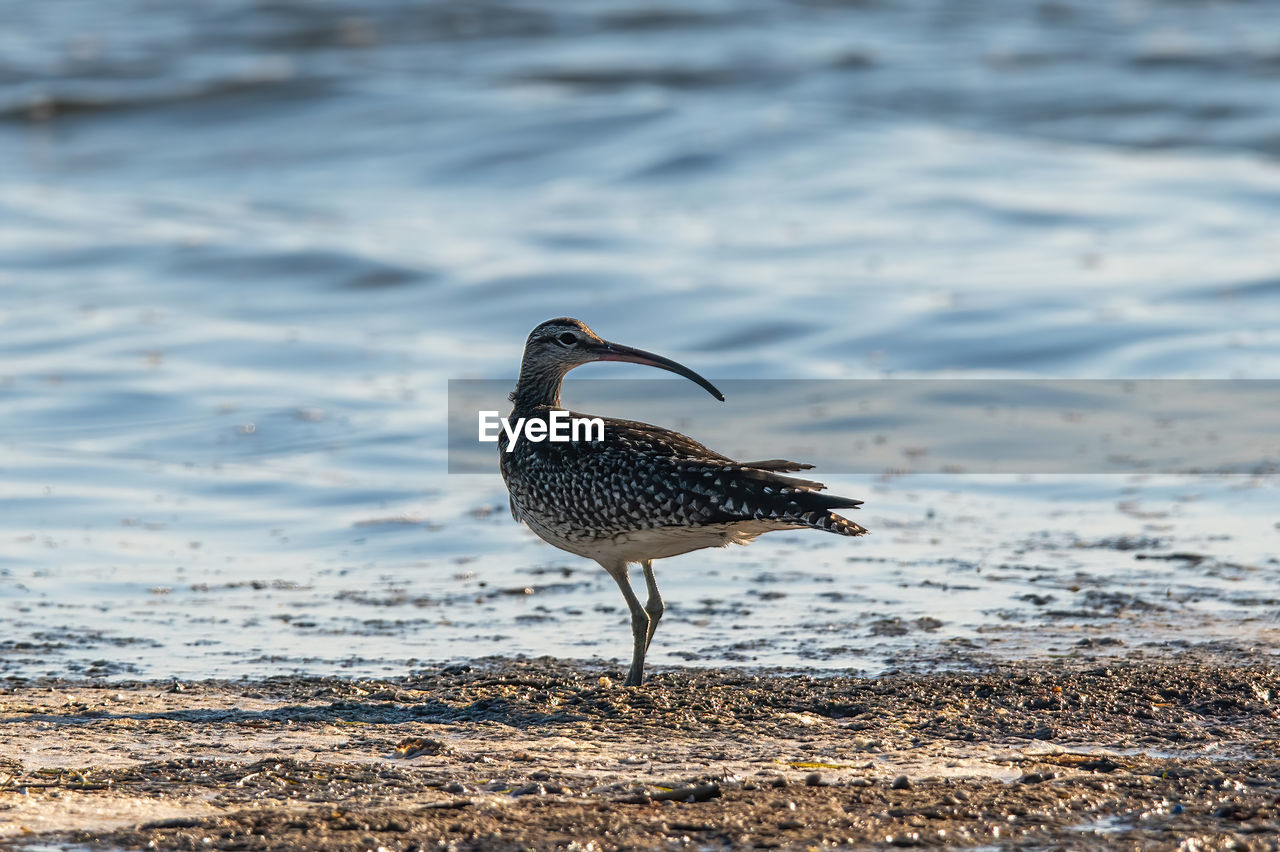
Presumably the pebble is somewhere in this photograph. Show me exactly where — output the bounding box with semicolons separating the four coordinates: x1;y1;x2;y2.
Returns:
891;775;911;790
510;783;545;797
1018;771;1056;784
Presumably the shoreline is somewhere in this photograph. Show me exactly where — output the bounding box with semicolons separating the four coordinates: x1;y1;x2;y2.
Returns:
1;652;1277;850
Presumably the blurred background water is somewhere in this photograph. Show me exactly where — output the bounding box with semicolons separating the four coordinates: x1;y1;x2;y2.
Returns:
1;0;1277;680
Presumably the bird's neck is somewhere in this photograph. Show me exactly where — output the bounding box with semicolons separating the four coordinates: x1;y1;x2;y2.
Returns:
509;360;567;411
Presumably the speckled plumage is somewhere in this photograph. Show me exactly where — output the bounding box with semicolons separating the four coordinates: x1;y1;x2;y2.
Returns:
500;407;867;556
497;318;868;686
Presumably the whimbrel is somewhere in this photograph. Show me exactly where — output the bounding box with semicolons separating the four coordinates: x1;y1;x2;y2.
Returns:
499;318;868;686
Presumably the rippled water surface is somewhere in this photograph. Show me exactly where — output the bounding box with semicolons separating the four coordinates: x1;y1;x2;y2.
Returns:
2;0;1277;679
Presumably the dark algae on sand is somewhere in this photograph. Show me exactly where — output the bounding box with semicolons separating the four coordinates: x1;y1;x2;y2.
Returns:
1;654;1278;850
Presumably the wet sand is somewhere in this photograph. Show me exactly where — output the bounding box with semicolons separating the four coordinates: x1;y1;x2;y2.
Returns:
1;652;1277;851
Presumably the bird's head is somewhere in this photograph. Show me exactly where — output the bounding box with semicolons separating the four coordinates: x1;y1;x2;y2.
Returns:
514;317;724;405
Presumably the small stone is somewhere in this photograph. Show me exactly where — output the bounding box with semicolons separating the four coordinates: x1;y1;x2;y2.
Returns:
804;772;823;787
1018;771;1056;784
510;783;545;797
395;737;453;758
891;775;911;790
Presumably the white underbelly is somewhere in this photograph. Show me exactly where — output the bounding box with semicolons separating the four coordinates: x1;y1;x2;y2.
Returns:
520;515;794;565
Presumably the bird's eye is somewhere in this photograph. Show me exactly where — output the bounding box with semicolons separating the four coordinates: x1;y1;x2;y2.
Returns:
557;332;578;346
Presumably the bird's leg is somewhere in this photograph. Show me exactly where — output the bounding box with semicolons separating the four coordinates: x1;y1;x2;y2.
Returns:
641;560;664;654
601;560;650;687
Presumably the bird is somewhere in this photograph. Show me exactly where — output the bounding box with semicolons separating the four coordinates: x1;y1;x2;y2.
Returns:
498;317;868;687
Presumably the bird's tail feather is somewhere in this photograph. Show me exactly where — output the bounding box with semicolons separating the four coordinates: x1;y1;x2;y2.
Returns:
740;459;815;473
802;511;869;537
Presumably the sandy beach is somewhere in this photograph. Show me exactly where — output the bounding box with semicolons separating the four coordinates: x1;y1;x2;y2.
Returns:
2;651;1277;850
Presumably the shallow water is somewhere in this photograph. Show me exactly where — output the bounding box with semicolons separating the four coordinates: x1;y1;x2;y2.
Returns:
1;0;1277;679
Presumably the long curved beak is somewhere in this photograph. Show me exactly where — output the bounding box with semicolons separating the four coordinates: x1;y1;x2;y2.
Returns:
592;340;725;401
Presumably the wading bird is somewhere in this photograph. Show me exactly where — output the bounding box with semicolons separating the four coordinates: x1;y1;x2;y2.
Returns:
499;318;867;686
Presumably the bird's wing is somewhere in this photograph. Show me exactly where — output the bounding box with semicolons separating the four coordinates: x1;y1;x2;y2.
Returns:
506;412;865;535
593;417;852;499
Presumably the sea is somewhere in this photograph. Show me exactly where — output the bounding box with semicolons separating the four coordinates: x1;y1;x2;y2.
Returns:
1;0;1277;680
